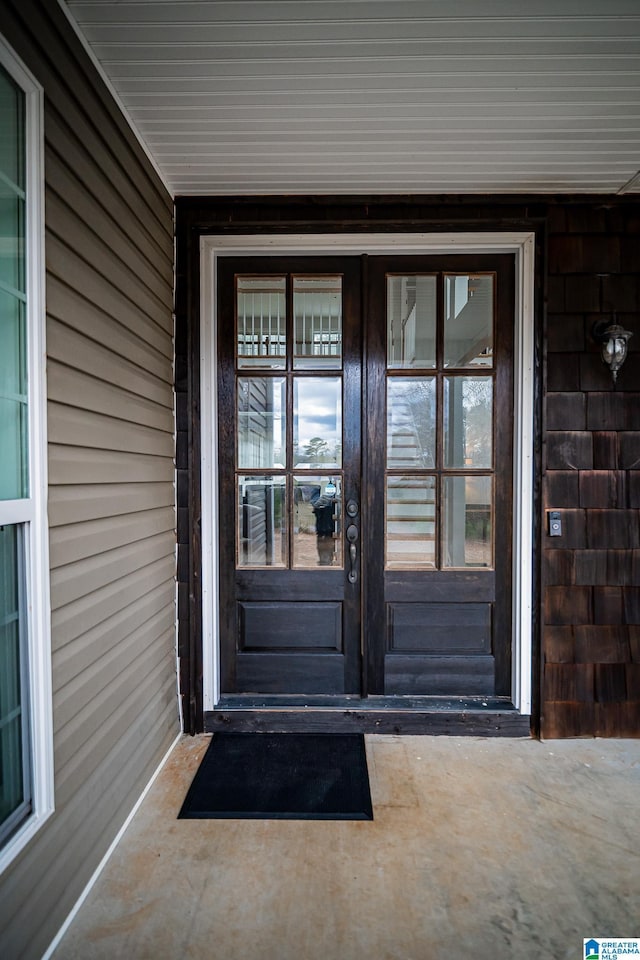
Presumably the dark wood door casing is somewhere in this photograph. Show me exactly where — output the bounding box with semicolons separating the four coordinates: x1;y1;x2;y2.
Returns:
217;251;515;700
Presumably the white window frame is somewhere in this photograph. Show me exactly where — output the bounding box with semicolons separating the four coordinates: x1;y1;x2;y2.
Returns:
200;232;535;715
0;36;53;874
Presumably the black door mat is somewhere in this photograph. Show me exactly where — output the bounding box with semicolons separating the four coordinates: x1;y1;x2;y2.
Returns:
178;732;373;821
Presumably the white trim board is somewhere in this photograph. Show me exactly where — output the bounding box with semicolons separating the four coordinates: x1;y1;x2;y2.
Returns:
201;232;535;714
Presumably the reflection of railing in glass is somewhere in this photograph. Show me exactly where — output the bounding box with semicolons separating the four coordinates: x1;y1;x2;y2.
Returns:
237;278;287;367
293;277;342;369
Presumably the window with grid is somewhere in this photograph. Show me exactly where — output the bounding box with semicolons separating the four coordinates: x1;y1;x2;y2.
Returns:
0;40;52;869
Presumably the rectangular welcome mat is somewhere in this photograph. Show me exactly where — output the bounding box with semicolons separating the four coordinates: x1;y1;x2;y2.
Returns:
178;732;373;821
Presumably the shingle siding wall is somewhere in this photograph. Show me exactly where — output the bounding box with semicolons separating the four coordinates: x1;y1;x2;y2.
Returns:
0;3;178;958
543;204;640;737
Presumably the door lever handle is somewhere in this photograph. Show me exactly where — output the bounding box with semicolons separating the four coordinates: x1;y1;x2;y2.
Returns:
346;523;358;583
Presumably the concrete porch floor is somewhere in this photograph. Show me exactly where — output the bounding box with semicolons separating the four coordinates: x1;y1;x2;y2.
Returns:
52;734;640;960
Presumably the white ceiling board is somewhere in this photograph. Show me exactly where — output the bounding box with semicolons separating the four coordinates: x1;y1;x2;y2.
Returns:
62;0;640;196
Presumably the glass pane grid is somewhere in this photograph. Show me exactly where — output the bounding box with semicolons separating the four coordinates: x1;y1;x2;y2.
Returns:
384;272;495;572
235;274;344;571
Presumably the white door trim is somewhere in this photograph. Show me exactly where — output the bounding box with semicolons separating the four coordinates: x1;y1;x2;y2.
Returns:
201;231;535;713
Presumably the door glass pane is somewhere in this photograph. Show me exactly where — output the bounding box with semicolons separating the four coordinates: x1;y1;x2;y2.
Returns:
442;476;492;568
444;275;494;368
0;524;28;838
387;377;436;468
386;477;436;569
237;377;285;469
293;476;342;568
237;476;286;567
387;275;436;368
294;276;342;369
293;377;342;468
444;376;492;469
236;277;286;368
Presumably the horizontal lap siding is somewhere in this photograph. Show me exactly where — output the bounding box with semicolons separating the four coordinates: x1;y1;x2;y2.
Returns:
0;3;177;960
543;204;640;738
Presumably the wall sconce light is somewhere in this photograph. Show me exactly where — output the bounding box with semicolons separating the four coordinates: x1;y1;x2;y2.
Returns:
592;318;633;384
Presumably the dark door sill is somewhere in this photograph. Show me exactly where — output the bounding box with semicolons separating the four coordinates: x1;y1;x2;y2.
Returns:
206;696;532;736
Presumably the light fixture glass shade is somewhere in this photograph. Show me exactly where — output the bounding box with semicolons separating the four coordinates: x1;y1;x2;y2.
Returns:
601;323;633;382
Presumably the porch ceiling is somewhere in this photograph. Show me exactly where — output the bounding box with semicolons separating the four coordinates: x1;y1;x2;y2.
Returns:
61;0;640;198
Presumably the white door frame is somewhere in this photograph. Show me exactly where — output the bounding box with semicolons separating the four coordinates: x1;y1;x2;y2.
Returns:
200;232;536;713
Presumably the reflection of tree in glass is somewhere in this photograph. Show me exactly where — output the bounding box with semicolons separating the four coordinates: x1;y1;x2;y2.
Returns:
405;381;435;466
463;380;492;466
303;436;330;463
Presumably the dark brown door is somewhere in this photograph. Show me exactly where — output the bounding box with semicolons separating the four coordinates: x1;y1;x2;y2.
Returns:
217;257;363;694
217;253;514;699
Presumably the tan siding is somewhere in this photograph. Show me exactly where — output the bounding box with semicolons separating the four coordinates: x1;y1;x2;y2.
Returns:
52;582;174;688
46;191;172;318
0;2;177;959
48;482;174;527
51;556;175;650
49;445;174;485
47;323;173;409
46;105;173;266
48;402;175;457
48;363;173;429
47;277;173;373
50;532;175;609
53;611;175;737
54;628;175;769
49;507;175;567
46;148;173;303
46;252;173;358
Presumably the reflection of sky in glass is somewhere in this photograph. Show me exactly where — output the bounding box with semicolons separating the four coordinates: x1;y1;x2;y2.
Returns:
294;377;342;466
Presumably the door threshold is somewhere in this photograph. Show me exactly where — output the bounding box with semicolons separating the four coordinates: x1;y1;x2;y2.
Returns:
206;696;531;736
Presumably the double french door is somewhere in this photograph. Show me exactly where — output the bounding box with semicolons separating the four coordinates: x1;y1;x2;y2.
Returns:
217;254;514;699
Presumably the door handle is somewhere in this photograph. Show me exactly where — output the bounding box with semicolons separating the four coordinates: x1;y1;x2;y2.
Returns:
346;523;358;584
